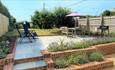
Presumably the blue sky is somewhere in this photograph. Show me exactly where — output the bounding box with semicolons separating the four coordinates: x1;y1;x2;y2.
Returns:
1;0;115;21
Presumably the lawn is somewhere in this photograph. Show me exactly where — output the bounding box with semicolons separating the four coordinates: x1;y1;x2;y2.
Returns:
20;28;61;36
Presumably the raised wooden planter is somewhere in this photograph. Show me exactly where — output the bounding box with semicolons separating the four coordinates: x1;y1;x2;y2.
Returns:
42;43;115;59
54;58;113;70
0;42;16;70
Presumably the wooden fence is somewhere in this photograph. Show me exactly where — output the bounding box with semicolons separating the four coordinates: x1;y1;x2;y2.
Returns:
78;16;115;32
0;14;9;36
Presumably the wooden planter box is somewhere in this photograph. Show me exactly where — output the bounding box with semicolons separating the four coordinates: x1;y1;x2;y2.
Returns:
0;42;16;70
42;43;115;59
54;59;114;70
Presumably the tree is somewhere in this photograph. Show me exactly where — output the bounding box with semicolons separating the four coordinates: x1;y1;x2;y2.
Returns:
102;10;112;16
31;7;74;29
53;7;74;28
9;16;16;31
0;1;10;17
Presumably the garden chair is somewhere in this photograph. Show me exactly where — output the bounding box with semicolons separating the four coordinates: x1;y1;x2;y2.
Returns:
60;27;69;35
16;23;37;43
60;26;73;37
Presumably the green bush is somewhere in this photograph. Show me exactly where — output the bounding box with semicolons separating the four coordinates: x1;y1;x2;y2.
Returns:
48;40;90;52
48;39;73;52
89;51;104;61
0;52;7;59
0;30;17;59
74;42;89;49
48;37;115;52
54;57;69;69
67;53;89;64
54;51;104;69
74;53;89;64
67;54;77;64
0;42;9;59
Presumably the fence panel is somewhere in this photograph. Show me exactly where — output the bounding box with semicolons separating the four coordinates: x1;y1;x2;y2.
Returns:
78;16;115;32
0;14;9;36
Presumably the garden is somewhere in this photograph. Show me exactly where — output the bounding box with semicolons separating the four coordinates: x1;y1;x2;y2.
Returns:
54;51;104;69
42;37;115;70
48;37;115;52
0;30;17;69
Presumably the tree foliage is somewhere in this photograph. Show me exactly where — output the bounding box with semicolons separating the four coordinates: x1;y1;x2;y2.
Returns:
0;1;10;17
102;10;112;16
31;7;74;29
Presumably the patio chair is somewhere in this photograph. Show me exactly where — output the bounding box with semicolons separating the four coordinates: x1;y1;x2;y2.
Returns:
60;26;73;37
16;23;37;43
60;27;69;35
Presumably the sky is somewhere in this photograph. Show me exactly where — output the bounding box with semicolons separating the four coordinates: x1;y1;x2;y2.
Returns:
1;0;115;21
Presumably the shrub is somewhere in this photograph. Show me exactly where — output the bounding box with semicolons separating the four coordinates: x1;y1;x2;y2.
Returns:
54;57;69;69
48;39;73;52
89;51;104;61
0;52;6;59
74;42;89;49
67;54;76;64
54;51;104;69
67;53;89;65
48;40;90;52
0;42;9;59
74;53;89;64
48;37;115;52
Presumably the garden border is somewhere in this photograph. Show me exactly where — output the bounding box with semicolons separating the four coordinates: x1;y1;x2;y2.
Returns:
53;58;113;70
42;42;115;59
0;41;16;70
42;42;115;70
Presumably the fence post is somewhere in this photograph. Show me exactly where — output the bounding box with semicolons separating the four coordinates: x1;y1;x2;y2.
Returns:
86;15;90;35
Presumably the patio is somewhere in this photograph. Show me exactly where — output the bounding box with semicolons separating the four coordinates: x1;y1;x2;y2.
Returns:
13;36;95;70
15;36;95;59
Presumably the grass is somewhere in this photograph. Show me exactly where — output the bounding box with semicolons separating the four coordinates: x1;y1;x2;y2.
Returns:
20;28;61;36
